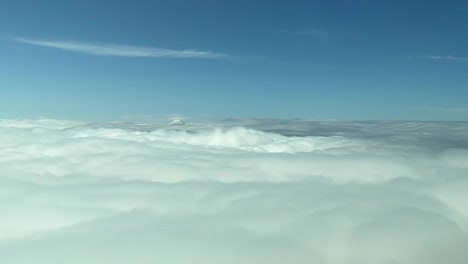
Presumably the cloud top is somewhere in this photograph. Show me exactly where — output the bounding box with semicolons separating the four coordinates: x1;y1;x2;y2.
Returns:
1;118;468;263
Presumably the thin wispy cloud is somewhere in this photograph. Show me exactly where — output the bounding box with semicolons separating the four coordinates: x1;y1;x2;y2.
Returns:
11;37;228;59
418;106;468;113
437;107;468;113
279;29;329;39
424;55;468;62
294;29;327;38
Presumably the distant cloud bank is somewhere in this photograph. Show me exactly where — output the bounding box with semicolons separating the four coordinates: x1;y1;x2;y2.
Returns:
11;37;228;59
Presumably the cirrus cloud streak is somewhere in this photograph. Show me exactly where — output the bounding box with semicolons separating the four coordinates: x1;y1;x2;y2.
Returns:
11;37;228;59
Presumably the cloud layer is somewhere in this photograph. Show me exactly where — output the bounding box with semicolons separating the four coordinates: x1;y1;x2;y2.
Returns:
12;37;227;58
1;118;468;263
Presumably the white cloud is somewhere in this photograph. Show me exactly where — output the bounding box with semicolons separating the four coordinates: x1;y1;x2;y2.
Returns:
0;118;468;263
294;29;327;38
418;106;468;113
281;29;328;39
439;107;468;113
424;55;468;62
11;37;228;59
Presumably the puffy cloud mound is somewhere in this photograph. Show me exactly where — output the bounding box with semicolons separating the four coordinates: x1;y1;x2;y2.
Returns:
1;118;468;264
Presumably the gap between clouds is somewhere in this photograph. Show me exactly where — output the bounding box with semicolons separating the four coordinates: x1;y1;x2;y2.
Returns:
11;37;229;59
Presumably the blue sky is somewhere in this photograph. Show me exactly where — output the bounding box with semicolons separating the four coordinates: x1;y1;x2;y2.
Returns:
1;0;467;120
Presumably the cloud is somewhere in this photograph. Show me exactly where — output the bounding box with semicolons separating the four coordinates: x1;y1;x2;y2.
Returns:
0;118;468;263
418;106;468;113
294;29;327;37
281;29;328;39
438;108;468;113
424;55;468;62
11;37;228;59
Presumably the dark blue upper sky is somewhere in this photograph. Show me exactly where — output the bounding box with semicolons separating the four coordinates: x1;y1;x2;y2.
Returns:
1;0;467;120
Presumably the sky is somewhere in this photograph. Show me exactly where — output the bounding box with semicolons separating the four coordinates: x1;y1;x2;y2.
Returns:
0;0;467;120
